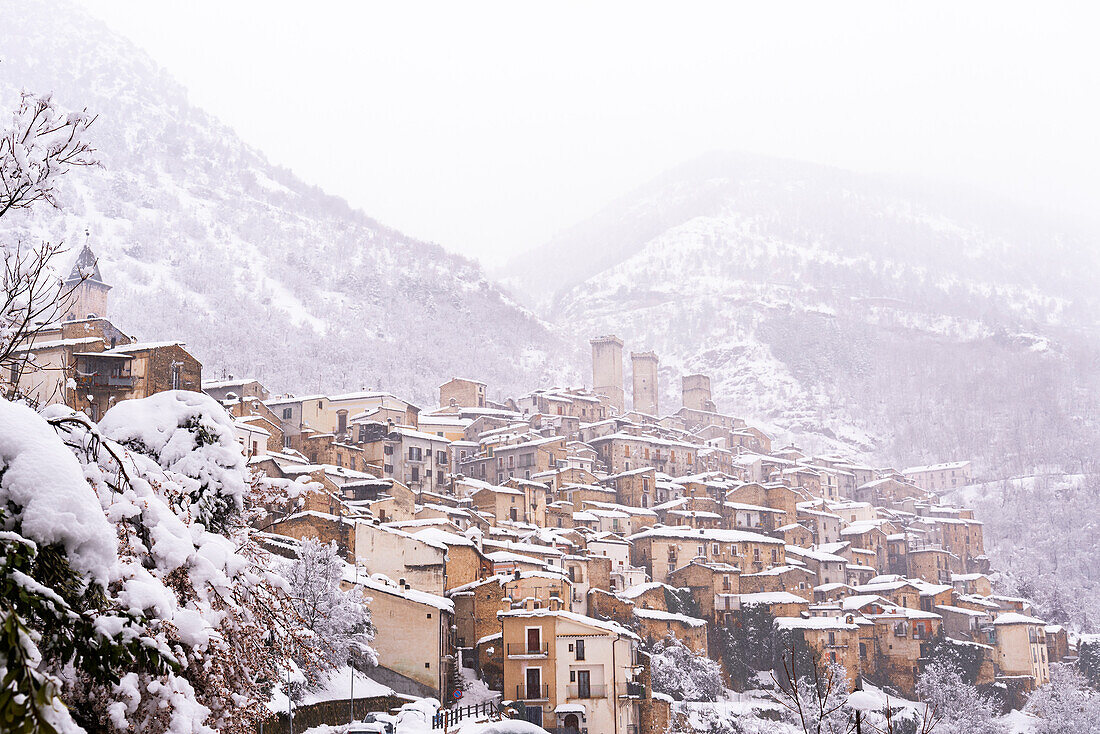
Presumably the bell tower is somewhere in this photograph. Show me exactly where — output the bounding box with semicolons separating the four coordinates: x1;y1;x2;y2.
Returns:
63;236;111;321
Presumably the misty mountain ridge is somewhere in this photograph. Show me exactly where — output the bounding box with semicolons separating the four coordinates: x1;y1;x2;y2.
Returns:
0;0;579;407
505;152;1100;472
5;1;1100;477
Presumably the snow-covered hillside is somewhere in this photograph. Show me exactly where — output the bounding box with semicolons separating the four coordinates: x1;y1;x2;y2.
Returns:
0;0;579;406
504;153;1100;472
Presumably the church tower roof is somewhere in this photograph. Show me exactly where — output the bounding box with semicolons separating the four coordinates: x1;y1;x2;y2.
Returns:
65;239;109;289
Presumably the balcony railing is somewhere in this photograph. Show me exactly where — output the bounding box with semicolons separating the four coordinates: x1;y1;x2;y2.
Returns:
622;681;645;698
75;374;134;389
515;684;549;701
567;684;606;699
506;643;548;657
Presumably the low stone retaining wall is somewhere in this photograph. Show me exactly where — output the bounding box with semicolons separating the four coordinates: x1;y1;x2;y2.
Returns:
258;694;407;734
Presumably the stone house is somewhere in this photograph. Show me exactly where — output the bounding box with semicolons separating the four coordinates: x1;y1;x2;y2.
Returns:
667;561;741;623
439;377;487;409
739;565;817;601
985;613;1051;689
633;608;709;653
347;572;455;700
352;520;448;595
588;433;700;476
628;526;786;582
499;610;648;733
776;616;861;683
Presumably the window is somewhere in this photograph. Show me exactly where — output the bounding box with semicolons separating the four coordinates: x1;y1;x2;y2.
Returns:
282;407;293;420
575;639;585;660
411;467;419;482
171;364;181;390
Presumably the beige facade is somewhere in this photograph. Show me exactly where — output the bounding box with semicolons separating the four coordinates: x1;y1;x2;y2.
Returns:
501;610;647;733
589;433;699;476
629;526;785;582
352;521;447;594
350;574;455;698
988;613;1050;688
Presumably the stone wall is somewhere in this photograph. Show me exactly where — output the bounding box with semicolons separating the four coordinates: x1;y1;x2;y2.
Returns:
258;694;406;734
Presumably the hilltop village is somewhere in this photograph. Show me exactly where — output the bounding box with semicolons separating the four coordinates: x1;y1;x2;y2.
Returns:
7;248;1082;734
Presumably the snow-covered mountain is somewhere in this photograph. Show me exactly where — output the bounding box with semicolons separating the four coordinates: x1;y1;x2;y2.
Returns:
504;153;1100;472
0;0;578;406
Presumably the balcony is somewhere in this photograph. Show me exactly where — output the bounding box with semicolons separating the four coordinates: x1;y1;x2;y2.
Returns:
515;684;549;701
622;681;646;698
506;643;549;658
567;684;606;699
75;374;134;389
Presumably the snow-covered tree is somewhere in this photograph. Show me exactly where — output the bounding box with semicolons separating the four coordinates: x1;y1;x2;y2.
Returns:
285;537;377;689
1078;636;1100;688
1;92;97;400
647;635;723;702
772;644;854;734
916;660;1003;734
1026;666;1100;734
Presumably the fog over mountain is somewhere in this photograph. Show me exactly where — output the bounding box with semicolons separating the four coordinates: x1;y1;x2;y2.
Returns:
505;153;1100;473
6;0;1100;480
0;0;578;406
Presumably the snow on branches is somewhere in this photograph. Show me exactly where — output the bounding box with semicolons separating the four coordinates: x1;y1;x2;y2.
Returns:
0;390;316;734
647;634;723;702
0;91;97;218
284;537;378;691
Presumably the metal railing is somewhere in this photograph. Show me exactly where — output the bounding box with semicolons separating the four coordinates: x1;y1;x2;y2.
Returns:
566;684;606;699
506;643;548;657
75;374;134;388
431;701;504;729
515;684;549;701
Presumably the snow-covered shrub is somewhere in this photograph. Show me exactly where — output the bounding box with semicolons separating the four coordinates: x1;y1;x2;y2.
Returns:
1026;665;1100;734
0;400;175;734
0;392;319;734
97;390;248;533
648;635;724;702
916;660;1003;734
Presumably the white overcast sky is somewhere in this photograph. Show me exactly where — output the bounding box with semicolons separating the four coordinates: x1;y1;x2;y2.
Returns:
83;1;1100;266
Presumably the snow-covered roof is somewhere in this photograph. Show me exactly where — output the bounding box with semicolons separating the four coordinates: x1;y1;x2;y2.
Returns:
627;526;784;546
633;608;707;628
902;461;969;474
345;571;454;612
617;581;669;600
498;609;640;641
776;617;859;631
993;612;1047;626
737;591;809;606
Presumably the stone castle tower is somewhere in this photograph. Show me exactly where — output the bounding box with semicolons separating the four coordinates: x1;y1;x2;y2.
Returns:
682;373;715;412
590;335;624;414
631;351;659;416
63;241;111;321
